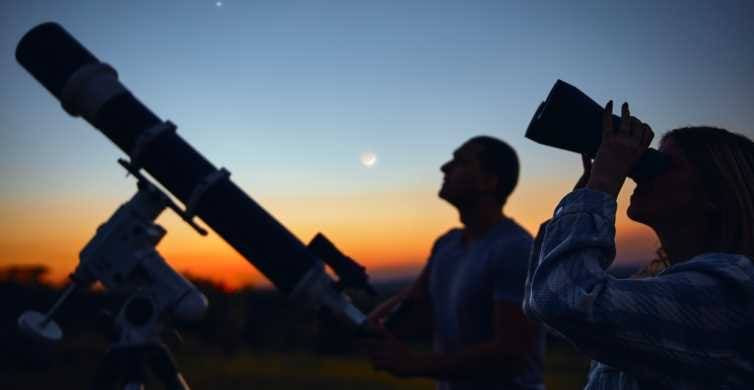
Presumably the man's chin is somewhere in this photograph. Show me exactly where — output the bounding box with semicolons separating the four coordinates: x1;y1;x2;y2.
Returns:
438;191;461;207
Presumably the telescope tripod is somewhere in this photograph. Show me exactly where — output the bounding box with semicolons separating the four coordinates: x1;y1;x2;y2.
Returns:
91;340;189;390
89;295;191;390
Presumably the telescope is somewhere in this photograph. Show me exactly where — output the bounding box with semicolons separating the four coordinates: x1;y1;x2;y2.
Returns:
15;23;368;331
526;80;671;181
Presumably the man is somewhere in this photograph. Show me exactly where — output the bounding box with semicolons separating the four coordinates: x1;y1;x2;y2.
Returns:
365;136;545;390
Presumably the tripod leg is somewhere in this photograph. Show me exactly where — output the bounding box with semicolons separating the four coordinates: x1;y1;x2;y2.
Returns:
147;343;190;390
90;348;122;390
90;347;148;390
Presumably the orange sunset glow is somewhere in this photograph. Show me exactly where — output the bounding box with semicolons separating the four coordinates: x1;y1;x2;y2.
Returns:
0;175;658;290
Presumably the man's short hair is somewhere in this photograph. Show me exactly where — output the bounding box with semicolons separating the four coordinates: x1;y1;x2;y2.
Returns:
468;135;520;204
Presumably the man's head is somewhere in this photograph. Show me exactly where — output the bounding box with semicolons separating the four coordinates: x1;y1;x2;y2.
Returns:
438;136;520;209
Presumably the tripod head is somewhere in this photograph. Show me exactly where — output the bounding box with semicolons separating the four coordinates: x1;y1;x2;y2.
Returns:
18;159;208;346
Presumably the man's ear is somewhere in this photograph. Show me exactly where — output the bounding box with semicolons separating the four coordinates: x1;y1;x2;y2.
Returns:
479;173;499;193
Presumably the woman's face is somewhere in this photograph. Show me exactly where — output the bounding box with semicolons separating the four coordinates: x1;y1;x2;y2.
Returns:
627;137;707;227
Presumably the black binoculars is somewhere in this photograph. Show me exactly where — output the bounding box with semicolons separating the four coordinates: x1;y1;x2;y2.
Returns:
526;80;670;181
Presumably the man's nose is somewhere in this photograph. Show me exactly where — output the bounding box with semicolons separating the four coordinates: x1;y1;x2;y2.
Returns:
440;161;451;173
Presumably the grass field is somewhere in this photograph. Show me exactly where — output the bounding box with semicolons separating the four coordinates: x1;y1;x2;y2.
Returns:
1;338;589;389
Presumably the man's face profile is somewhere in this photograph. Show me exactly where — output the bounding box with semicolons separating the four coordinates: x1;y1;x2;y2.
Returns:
438;141;493;206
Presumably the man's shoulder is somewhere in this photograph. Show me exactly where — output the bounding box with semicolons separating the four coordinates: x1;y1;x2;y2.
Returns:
432;228;463;251
490;218;533;250
478;219;533;275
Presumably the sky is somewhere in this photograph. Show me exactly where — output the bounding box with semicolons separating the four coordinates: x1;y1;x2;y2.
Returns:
1;0;753;288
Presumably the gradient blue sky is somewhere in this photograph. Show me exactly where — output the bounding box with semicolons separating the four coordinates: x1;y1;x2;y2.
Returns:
2;0;753;286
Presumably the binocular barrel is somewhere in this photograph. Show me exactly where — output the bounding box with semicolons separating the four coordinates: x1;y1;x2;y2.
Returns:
526;80;670;181
16;22;314;294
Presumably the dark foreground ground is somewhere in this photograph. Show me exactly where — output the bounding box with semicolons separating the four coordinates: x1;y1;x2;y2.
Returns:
0;268;591;389
1;337;589;390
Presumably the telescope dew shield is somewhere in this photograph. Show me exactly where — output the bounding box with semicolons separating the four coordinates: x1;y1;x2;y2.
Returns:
526;80;670;181
15;23;314;294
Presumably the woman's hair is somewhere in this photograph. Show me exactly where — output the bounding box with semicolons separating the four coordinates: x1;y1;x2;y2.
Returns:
637;127;754;276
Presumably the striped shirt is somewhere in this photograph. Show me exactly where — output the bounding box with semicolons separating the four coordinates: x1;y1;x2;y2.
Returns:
523;189;754;389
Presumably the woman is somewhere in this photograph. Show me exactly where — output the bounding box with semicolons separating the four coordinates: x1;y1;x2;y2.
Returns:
523;101;754;388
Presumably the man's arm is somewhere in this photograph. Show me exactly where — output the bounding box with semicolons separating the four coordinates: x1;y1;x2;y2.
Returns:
367;263;433;339
368;299;536;380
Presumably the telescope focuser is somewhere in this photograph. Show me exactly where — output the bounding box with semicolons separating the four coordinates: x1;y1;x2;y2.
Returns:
307;233;377;296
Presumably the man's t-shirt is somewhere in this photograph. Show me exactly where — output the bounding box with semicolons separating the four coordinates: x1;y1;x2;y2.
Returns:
428;217;545;390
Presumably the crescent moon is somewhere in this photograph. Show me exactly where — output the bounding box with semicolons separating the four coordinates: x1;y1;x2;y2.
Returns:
360;152;377;167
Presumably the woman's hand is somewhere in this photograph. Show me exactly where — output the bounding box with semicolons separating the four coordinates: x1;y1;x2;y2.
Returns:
586;101;654;197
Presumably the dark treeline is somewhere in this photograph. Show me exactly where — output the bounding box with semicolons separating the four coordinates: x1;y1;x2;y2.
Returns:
0;265;408;365
0;263;631;376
